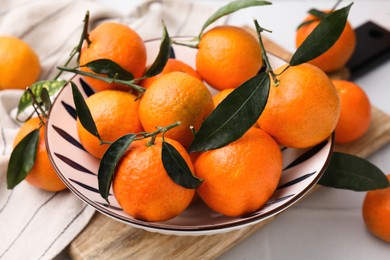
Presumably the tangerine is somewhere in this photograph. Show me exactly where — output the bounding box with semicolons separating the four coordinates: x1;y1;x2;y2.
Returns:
212;88;234;107
113;137;195;222
139;71;214;148
140;58;201;88
296;10;356;73
194;128;282;217
333;80;371;144
362;174;390;243
258;63;340;148
196;25;262;90
213;88;260;129
79;22;146;92
0;36;41;90
77;90;143;159
13;117;67;192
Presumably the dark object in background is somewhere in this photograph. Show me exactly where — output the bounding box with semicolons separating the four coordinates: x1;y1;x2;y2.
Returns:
347;21;390;79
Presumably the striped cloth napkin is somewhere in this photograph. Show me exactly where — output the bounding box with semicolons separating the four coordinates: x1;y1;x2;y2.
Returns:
0;0;227;259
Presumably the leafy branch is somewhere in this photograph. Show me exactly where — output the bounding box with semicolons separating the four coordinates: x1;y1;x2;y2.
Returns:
15;11;92;121
187;1;352;153
97;121;202;202
290;3;352;66
297;0;346;30
172;0;271;48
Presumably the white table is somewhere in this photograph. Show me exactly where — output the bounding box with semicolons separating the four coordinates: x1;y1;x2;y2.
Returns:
97;0;390;259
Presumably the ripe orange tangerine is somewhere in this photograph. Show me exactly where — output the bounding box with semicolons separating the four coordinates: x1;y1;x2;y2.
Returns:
77;90;143;159
212;88;234;107
13;118;67;192
79;22;146;92
296;10;356;73
194;128;282;217
333;80;371;144
196;25;262;90
113;137;195;222
362;174;390;243
139;71;214;148
140;58;201;89
258;63;340;148
0;36;41;90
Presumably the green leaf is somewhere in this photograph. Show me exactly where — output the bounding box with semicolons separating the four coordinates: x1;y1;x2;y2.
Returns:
308;8;327;18
199;0;272;36
319;152;390;191
16;80;66;118
82;59;134;80
98;134;136;202
7;128;40;189
296;9;326;30
162;141;203;189
188;72;270;153
144;22;171;78
71;81;100;139
290;3;353;66
296;18;319;30
40;87;51;112
77;11;91;62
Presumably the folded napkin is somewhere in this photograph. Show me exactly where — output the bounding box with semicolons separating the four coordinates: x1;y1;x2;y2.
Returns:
0;0;227;259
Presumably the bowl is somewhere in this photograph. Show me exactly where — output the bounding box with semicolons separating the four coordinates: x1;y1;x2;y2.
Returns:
45;37;334;236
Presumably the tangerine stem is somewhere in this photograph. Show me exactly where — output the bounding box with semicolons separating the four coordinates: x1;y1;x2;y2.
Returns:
189;125;197;137
53;11;90;80
57;66;146;94
27;87;47;120
275;64;291;76
146;135;157;147
81;11;92;48
161;121;181;133
331;0;343;11
64;74;77;86
100;140;113;145
172;39;199;49
253;19;279;86
137;121;181;143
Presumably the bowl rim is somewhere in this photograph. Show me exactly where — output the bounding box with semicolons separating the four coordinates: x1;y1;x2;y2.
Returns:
46;117;333;233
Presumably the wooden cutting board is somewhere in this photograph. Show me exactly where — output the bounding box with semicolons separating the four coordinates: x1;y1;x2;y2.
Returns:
68;34;390;259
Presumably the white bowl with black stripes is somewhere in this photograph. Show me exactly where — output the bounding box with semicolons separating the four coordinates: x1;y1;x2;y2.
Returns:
45;37;334;236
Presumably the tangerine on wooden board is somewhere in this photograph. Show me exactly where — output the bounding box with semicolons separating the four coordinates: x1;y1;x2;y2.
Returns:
13;117;67;192
79;22;146;92
362;174;390;243
0;36;41;90
140;58;202;88
77;90;143;159
196;25;262;90
194;128;282;217
113;137;195;222
333;80;371;144
139;71;214;148
258;63;340;148
296;10;356;73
